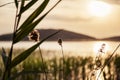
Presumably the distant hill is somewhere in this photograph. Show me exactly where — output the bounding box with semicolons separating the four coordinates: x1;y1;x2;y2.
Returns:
0;29;96;41
101;36;120;41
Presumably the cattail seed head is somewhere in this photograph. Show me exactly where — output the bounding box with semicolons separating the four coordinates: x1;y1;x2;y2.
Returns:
58;38;62;45
28;29;40;42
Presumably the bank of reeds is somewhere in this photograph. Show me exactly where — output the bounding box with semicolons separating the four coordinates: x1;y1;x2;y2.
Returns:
0;49;120;80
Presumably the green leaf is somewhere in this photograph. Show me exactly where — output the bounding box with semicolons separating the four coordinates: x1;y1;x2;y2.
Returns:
17;0;49;31
14;0;18;8
20;0;38;14
16;0;25;27
14;0;50;43
20;0;25;10
10;30;61;69
14;0;61;43
0;0;28;8
1;47;8;67
14;21;38;43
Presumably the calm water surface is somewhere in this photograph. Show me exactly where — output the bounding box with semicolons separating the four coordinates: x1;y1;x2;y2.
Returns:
0;41;120;57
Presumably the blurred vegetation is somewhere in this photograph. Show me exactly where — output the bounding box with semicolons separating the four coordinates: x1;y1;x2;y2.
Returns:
0;49;120;80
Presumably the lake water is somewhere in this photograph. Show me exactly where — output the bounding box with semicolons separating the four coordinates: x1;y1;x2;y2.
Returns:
0;41;120;57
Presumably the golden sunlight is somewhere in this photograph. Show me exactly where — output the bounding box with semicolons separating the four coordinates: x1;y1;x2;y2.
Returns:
88;1;112;17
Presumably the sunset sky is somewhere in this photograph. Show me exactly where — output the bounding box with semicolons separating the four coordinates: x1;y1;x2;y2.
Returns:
0;0;120;39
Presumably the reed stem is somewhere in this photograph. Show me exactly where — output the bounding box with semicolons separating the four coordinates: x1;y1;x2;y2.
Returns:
38;46;47;80
60;45;65;80
97;43;120;80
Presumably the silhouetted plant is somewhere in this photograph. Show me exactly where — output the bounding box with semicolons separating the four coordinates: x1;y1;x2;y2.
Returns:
97;43;120;80
0;0;61;80
58;38;65;79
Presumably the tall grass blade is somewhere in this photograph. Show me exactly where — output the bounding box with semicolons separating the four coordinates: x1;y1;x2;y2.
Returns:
14;0;61;43
13;18;43;43
20;0;25;11
21;0;25;7
1;47;8;67
10;30;61;69
16;0;25;28
17;0;49;31
14;0;18;8
19;0;38;14
0;0;31;8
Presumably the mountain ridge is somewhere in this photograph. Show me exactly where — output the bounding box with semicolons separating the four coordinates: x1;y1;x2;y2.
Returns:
0;29;120;41
0;29;97;41
100;36;120;41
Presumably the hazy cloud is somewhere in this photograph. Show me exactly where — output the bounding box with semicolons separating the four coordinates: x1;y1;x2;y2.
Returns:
101;0;120;5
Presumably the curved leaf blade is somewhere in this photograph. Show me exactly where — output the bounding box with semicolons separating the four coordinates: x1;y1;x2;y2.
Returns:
14;19;41;43
14;0;18;8
10;30;61;69
20;0;25;11
14;0;61;44
20;0;38;14
17;0;49;31
1;47;8;67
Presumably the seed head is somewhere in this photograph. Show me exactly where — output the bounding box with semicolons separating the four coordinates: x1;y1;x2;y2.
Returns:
28;29;40;42
99;43;106;53
58;38;62;46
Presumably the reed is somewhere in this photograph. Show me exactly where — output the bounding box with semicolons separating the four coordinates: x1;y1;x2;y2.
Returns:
0;0;61;79
0;49;120;80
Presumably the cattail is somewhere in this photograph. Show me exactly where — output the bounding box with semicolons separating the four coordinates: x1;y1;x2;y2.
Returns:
28;29;40;41
28;29;47;80
58;38;65;79
58;38;62;46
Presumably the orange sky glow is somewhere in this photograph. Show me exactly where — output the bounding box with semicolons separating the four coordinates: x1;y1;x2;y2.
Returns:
0;0;120;38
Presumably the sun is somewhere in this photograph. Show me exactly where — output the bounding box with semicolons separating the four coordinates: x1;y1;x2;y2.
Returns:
88;1;112;17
